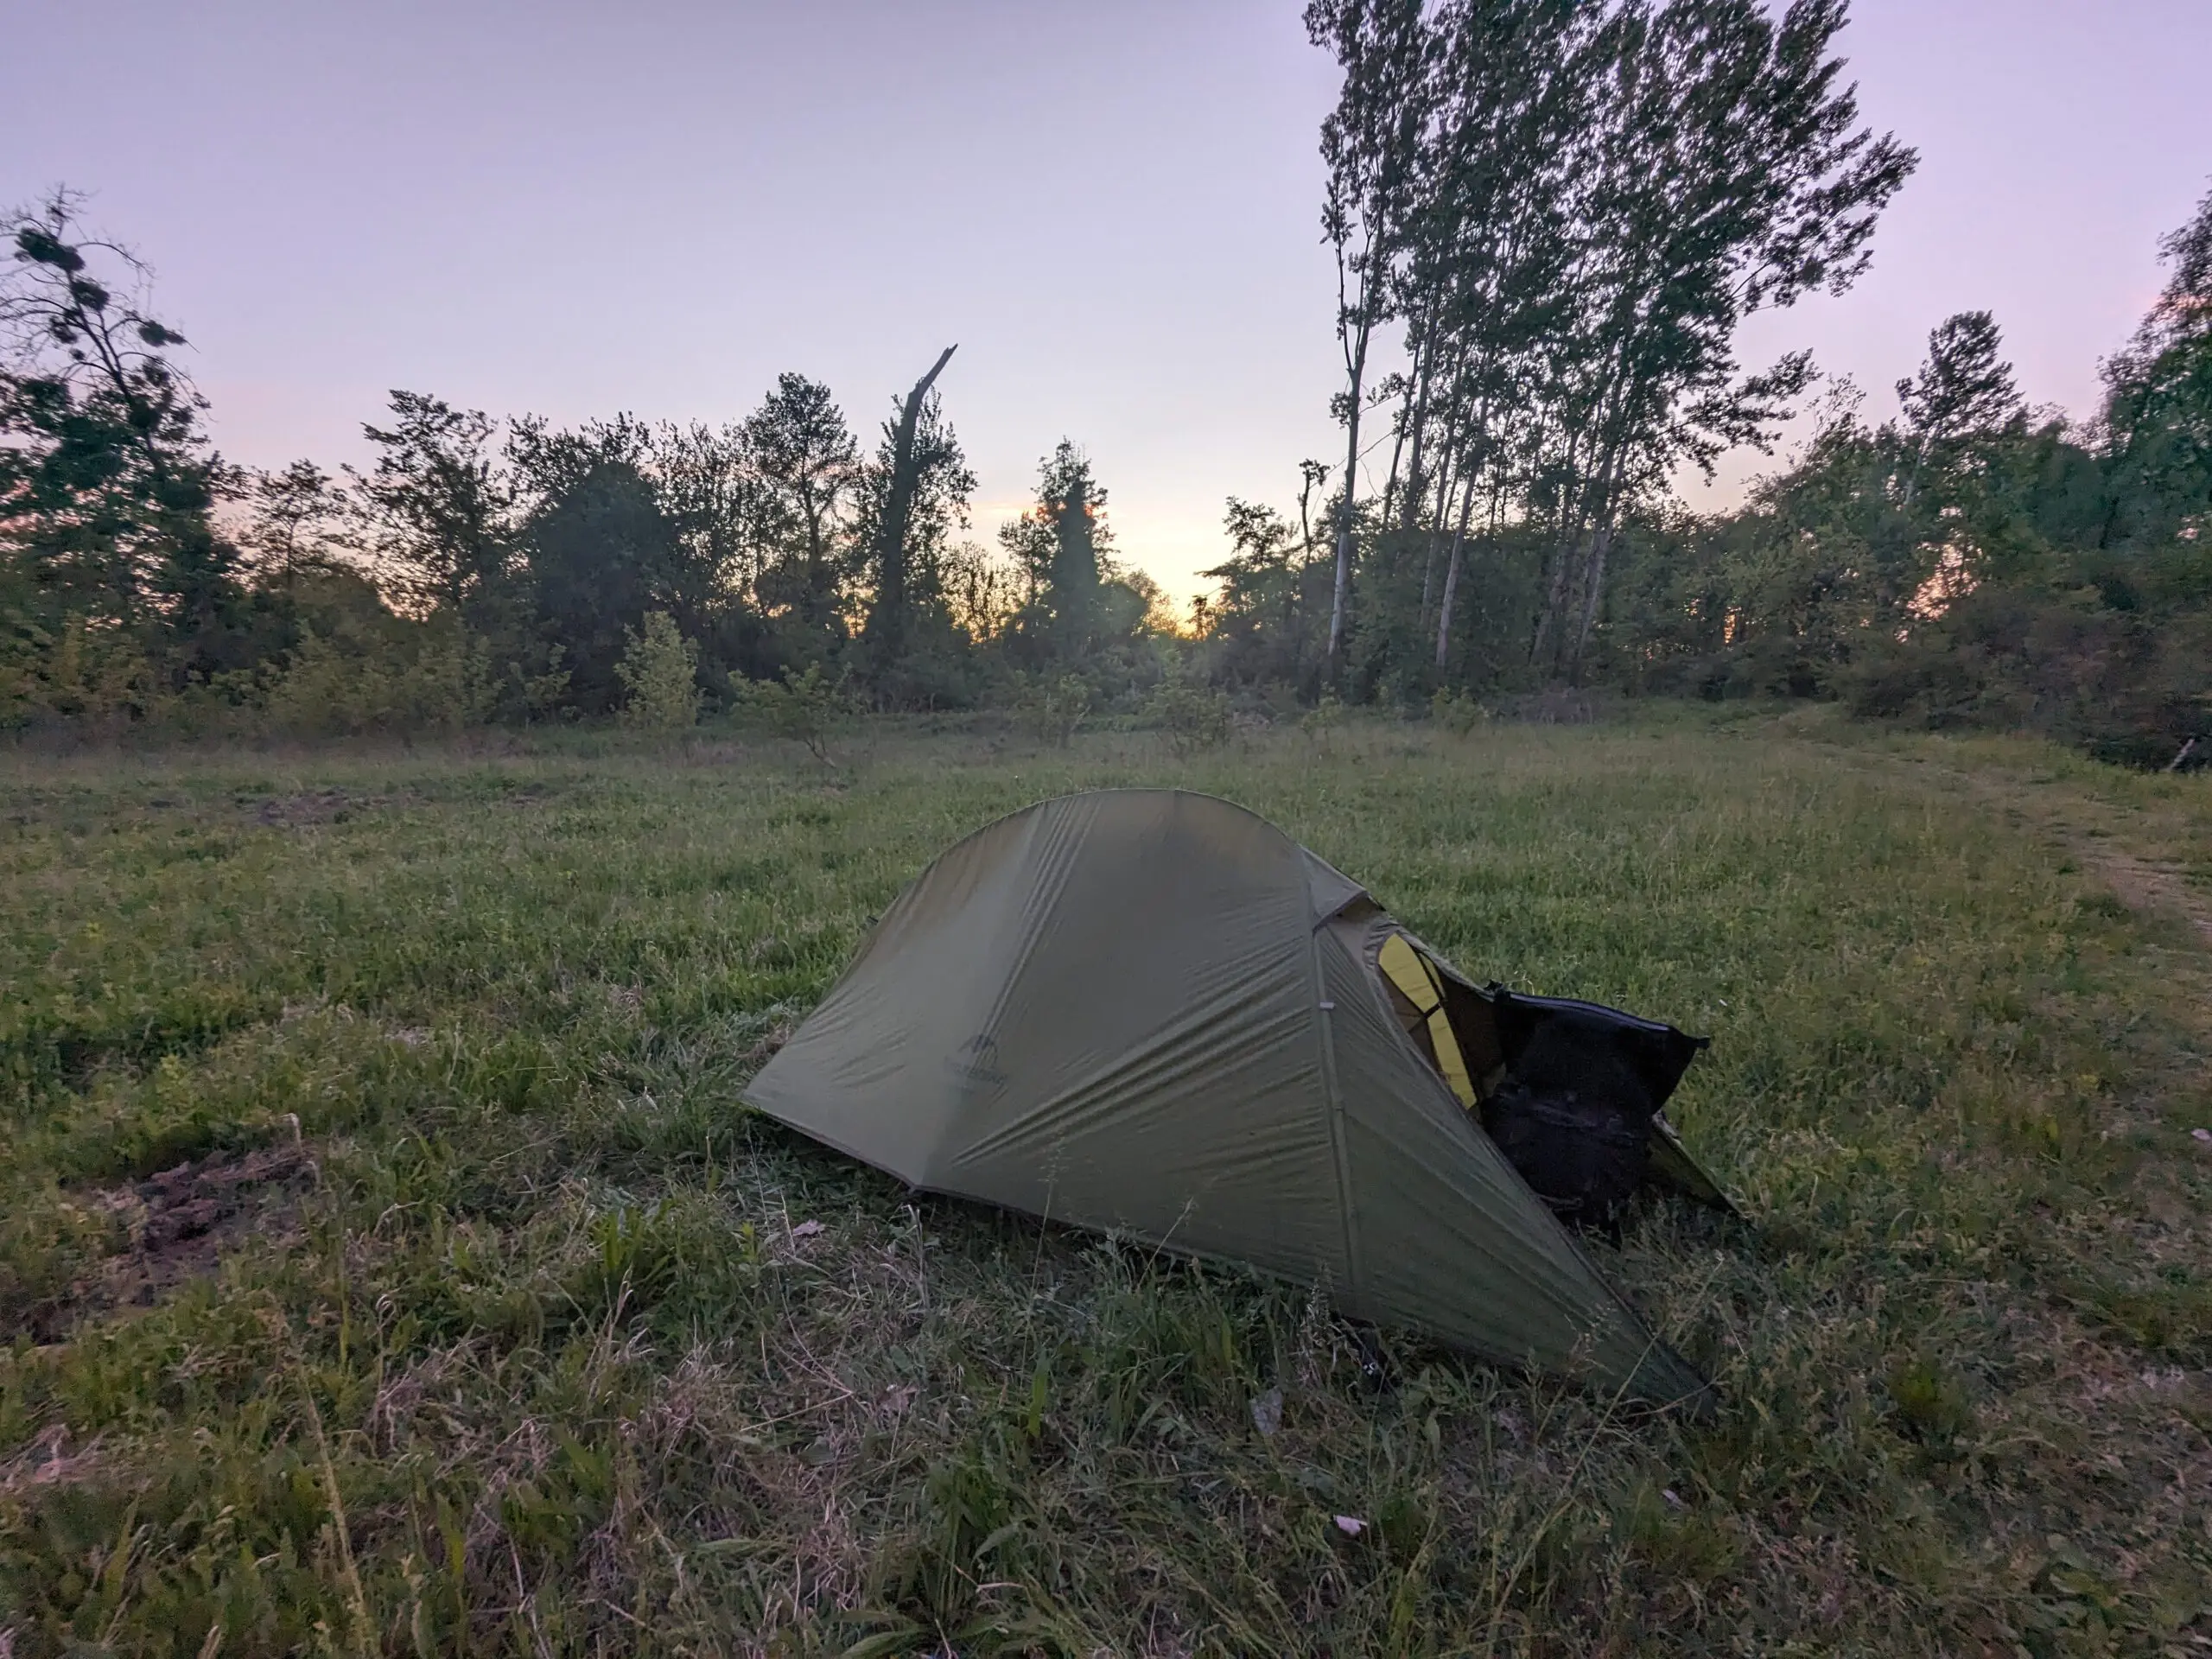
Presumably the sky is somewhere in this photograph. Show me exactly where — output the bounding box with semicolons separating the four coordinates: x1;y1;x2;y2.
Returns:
6;0;2209;604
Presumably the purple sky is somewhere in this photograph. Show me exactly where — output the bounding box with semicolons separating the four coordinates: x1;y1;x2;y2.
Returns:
8;1;2208;602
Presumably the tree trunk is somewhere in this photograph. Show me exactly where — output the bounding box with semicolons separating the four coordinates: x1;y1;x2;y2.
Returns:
1433;474;1479;673
1418;442;1463;631
863;345;957;679
1569;518;1618;677
1567;442;1631;676
1325;315;1372;682
1529;457;1583;671
1394;340;1436;534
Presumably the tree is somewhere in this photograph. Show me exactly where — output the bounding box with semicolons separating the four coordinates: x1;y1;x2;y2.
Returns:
1897;311;2021;446
1528;0;1916;675
858;346;959;687
1202;494;1325;689
998;440;1116;660
2099;181;2212;549
245;460;353;582
353;391;514;620
510;416;683;713
1306;0;1436;680
746;372;859;644
648;417;773;686
0;190;246;675
1282;0;1916;693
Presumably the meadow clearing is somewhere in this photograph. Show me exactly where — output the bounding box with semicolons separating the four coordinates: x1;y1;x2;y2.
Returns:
1;711;2207;1656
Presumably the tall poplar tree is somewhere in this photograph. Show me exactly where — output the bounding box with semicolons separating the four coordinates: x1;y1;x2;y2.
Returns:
1306;0;1436;681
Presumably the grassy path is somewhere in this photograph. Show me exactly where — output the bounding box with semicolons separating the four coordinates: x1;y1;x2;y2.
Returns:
1841;729;2212;944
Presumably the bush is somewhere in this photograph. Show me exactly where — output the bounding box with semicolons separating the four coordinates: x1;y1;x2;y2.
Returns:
615;612;701;731
262;619;496;738
1430;687;1488;734
1301;691;1347;747
734;663;861;762
0;613;161;733
1841;588;2212;766
1144;675;1232;755
1011;673;1091;747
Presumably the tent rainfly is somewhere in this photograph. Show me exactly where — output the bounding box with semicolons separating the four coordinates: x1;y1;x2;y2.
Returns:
744;789;1729;1408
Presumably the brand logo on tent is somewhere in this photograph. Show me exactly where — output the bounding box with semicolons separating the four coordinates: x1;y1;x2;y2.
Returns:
945;1032;1008;1089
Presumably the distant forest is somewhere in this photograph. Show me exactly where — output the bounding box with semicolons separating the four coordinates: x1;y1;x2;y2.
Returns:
3;0;2207;762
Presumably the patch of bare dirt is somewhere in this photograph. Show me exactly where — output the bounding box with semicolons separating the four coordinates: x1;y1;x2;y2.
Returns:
249;788;374;827
55;1141;317;1334
0;1425;108;1496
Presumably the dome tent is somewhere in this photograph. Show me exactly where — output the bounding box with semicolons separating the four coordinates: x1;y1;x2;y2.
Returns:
744;788;1724;1408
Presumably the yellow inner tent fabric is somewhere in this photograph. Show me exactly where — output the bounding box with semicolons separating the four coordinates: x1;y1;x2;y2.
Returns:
1376;932;1478;1109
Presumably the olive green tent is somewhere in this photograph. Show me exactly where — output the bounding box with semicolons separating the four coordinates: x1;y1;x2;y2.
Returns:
744;788;1716;1408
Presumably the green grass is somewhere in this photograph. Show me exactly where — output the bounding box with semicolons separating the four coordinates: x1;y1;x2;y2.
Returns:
2;715;2208;1656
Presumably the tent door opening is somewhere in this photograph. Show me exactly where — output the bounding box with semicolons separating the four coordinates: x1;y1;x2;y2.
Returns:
1368;926;1731;1229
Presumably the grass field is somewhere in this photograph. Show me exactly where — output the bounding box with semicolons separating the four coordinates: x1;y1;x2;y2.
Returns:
2;712;2209;1656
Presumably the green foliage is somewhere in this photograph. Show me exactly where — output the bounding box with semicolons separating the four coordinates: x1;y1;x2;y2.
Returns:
2;193;249;690
613;610;700;731
1590;196;2209;761
0;723;2206;1651
1145;673;1232;754
855;360;977;702
1000;441;1115;663
733;662;861;761
263;618;493;738
744;372;860;655
1302;690;1348;747
1306;0;1915;682
353;391;514;620
517;429;687;715
1199;496;1329;694
1011;673;1091;747
1430;686;1486;734
0;613;160;731
1896;309;2022;446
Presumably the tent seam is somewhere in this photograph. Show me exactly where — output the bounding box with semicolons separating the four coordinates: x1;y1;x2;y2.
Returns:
1306;929;1367;1321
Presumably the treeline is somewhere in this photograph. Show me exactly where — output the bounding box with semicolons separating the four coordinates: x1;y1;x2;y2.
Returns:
1607;238;2212;765
1;194;1173;736
1195;0;2206;762
6;0;2205;761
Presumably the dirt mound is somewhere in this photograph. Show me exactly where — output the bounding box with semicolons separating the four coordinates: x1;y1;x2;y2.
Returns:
59;1141;316;1333
249;789;372;827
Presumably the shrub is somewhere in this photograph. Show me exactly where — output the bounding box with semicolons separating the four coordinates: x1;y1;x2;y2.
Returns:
0;613;162;733
1012;673;1091;747
1430;687;1488;734
1301;691;1347;747
264;619;493;737
615;612;701;730
734;663;861;762
1145;675;1232;755
1840;588;2212;766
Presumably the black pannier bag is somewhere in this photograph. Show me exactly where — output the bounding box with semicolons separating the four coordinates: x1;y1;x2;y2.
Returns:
1479;989;1718;1232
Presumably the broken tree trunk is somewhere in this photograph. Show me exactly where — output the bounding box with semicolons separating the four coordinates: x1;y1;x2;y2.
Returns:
862;345;957;684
